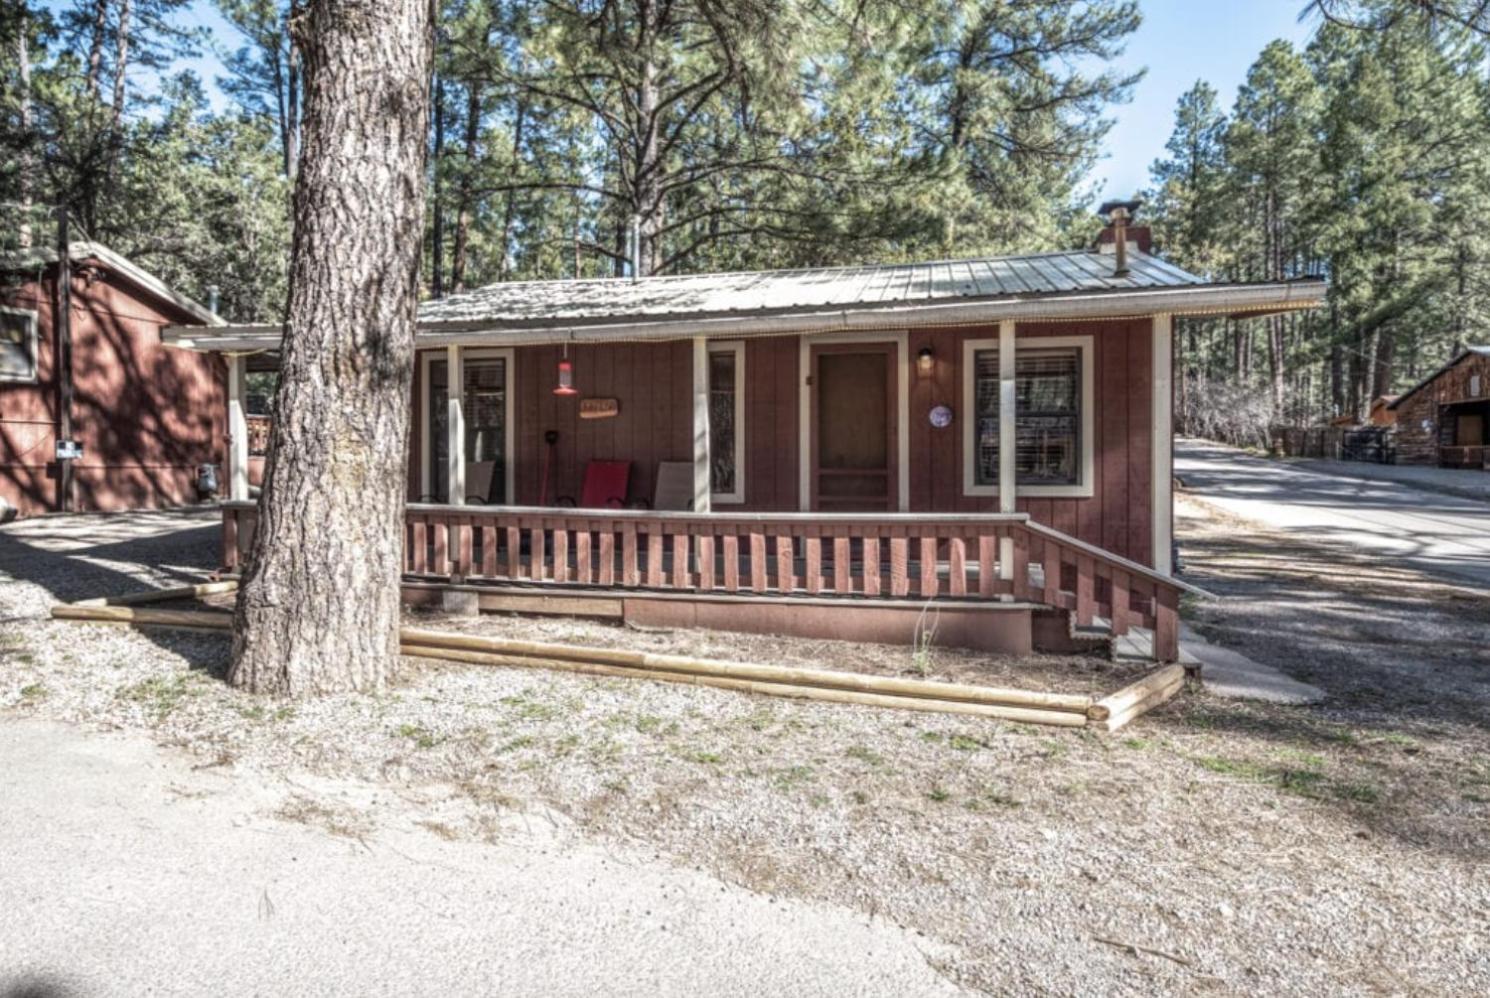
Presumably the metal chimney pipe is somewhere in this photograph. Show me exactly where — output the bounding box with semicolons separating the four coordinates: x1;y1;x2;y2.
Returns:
207;284;221;316
1110;206;1130;277
628;214;642;282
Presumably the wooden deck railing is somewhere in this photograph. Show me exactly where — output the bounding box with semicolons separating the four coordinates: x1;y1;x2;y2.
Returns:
220;501;1192;661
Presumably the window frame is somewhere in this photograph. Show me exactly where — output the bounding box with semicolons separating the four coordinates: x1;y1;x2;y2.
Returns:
707;339;746;504
418;347;515;504
961;333;1095;499
0;305;40;384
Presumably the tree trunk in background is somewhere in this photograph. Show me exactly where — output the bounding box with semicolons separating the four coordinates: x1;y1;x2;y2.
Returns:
231;0;433;696
431;75;446;298
87;0;107;101
17;7;33;249
450;82;483;291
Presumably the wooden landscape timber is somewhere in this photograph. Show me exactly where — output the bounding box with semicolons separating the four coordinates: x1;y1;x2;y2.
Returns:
49;602;1186;730
72;580;240;608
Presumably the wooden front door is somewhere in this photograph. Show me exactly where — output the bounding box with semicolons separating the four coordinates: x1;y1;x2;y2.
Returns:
810;343;898;511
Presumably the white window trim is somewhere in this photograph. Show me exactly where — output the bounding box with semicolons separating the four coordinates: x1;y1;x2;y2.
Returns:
708;339;746;504
962;333;1095;499
419;347;515;504
797;330;910;512
0;305;40;384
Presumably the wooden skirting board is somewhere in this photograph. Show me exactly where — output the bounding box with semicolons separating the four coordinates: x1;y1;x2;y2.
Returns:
50;598;1185;731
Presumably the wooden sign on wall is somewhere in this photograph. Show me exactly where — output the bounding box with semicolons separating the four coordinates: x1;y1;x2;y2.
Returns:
579;397;620;420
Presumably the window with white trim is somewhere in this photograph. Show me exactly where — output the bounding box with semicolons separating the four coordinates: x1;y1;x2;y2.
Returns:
0;306;38;383
708;341;745;502
964;336;1093;496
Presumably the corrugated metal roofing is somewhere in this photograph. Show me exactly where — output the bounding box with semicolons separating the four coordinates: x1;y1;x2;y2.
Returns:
417;249;1207;326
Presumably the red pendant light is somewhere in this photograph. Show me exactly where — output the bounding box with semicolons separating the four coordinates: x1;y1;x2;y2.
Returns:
553;345;578;396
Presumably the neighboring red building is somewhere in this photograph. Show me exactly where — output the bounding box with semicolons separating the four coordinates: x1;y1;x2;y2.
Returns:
1;242;225;518
1389;346;1490;469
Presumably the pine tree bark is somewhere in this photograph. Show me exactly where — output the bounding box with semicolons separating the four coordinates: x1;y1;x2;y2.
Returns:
230;0;434;696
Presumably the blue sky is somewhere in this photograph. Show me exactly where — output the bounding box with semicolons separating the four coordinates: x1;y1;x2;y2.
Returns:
49;0;1316;205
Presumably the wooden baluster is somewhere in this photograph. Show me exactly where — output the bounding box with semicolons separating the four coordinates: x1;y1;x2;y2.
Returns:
1011;531;1030;600
456;517;474;578
552;525;569;583
622;524;639;586
480;523;497;577
1110;570;1130;636
947;535;967;596
671;532;689;589
804;533;821;595
919;536;938;598
977;534;996;597
527;522;545;581
890;534;910;597
1042;539;1061;606
862;534;881;596
749;531;767;593
505;525;521;580
776;531;795;593
646;527;664;587
697;531;715;591
1075;554;1095;626
722;533;740;592
575;527;592;584
412;518;428;574
599;525;615;585
433;516;449;578
1154;585;1180;663
833;533;851;594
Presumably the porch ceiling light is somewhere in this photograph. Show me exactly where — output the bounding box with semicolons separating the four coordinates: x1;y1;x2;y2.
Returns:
917;346;935;374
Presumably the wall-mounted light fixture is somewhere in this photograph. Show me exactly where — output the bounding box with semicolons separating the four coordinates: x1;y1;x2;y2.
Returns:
917;346;935;375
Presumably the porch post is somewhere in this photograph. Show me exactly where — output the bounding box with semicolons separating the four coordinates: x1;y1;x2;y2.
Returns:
227;354;249;502
446;343;465;504
998;320;1016;581
692;336;712;512
1152;314;1174;574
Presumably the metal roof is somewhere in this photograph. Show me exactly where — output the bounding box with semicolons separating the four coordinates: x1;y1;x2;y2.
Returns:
417;249;1209;327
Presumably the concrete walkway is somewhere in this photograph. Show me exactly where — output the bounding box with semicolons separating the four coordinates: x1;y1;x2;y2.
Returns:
0;719;966;998
1176;438;1490;590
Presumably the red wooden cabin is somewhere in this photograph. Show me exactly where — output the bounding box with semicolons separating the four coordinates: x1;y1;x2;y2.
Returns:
166;224;1325;662
1;242;224;518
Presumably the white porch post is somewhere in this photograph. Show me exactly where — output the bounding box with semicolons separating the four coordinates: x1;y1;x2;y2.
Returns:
226;354;249;502
997;320;1016;580
1152;314;1174;574
692;336;712;513
446;343;465;505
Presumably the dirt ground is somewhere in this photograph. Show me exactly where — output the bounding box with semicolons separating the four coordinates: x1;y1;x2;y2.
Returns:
1;502;1487;996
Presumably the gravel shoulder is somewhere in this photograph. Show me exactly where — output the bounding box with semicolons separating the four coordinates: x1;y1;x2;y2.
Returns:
2;504;1488;996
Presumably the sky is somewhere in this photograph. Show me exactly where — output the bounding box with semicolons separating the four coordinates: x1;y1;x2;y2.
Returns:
49;0;1318;207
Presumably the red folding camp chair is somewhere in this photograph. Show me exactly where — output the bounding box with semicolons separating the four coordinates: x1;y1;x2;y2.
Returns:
557;460;631;509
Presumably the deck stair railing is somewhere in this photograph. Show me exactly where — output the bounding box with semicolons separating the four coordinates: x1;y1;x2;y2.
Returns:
220;501;1194;662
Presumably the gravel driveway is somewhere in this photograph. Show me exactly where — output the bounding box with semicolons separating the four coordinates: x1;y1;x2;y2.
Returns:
2;504;1488;996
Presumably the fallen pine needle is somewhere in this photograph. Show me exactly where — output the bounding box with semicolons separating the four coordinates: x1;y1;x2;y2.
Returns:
1093;936;1192;967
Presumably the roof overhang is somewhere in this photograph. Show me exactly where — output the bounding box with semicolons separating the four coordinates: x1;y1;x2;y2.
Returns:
4;241;225;328
162;279;1326;353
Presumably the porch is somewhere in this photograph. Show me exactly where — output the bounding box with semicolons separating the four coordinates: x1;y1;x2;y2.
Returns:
220;500;1189;662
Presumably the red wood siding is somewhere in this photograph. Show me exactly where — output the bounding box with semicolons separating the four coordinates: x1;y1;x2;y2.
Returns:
407;319;1158;566
1;268;224;517
907;320;1154;566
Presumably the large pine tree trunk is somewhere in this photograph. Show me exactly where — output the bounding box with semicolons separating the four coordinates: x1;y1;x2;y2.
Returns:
230;0;434;696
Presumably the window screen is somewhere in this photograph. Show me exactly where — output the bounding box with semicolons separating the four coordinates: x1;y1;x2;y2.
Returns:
0;307;37;382
973;347;1081;486
708;349;739;496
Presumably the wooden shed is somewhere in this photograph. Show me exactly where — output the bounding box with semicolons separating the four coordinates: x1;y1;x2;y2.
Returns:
1;242;225;518
1387;347;1490;469
165;233;1325;662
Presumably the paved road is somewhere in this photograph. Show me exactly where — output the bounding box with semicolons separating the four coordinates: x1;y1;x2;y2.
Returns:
1176;439;1490;590
0;719;965;998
